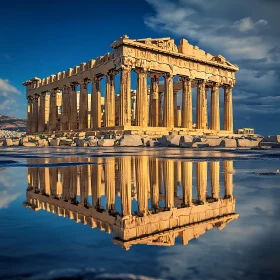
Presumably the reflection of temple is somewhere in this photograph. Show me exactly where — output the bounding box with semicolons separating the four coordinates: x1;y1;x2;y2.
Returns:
24;157;238;250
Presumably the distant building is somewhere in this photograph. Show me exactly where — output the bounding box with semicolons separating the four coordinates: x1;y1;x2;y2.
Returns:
235;128;255;135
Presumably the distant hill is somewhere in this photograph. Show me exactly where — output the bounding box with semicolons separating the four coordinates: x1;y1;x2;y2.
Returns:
0;114;27;132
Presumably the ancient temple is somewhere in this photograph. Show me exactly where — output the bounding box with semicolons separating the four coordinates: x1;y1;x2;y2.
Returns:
24;157;238;250
23;36;238;135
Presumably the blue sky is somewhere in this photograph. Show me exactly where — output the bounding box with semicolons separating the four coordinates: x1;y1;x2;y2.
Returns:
0;0;279;135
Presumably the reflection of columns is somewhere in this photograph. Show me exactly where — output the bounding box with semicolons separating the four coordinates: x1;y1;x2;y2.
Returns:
91;158;102;208
149;74;159;127
173;90;178;127
163;160;174;209
174;161;181;196
120;66;131;126
210;162;220;199
62;166;71;200
196;80;206;129
32;95;39;133
150;158;159;209
163;73;174;128
70;166;78;200
49;167;59;197
196;162;207;203
79;81;89;130
224;161;234;198
39;160;50;195
135;68;148;127
105;158;116;211
181;162;192;206
181;77;192;129
27;97;32;134
223;85;233;132
61;86;71;130
70;84;78;130
38;93;46;132
80;165;89;206
210;83;220;130
49;91;57;131
136;157;149;215
105;70;117;127
120;157;131;216
91;76;103;129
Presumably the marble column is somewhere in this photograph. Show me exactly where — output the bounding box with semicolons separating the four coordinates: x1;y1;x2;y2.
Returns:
27;97;32;134
61;86;71;131
223;85;233;132
120;156;131;216
48;91;57;131
105;70;117;127
105;158;116;212
181;77;192;129
196;80;206;129
163;160;174;210
30;98;35;133
38;92;47;132
120;66;131;127
174;90;178;127
158;92;163;127
210;162;220;199
210;83;220;131
181;162;192;207
205;86;209;129
163;73;174;128
135;68;148;127
91;76;103;129
149;74;159;127
70;83;78;130
224;161;234;198
79;81;89;130
196;162;207;203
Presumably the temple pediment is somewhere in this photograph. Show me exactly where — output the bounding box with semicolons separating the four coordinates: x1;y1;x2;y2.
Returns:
134;37;178;53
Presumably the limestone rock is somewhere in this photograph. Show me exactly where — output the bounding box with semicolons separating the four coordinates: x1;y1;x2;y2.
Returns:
12;140;20;146
119;135;143;147
202;138;222;147
50;138;60;146
220;139;237;148
38;139;49;147
160;135;181;147
23;142;36;147
192;142;209;148
237;139;259;147
179;135;193;147
98;139;115;147
3;138;13;146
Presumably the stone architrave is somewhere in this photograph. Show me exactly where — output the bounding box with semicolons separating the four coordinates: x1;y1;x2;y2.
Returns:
91;76;103;129
70;83;78;130
149;73;159;127
163;73;174;128
79;80;89;130
223;85;233;132
48;91;57;131
180;76;192;129
38;92;47;132
120;66;131;127
135;68;148;127
196;80;206;129
210;83;220;131
105;70;118;127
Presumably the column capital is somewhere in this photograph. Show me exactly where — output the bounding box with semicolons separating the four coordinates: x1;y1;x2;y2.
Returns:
149;72;161;79
107;69;118;77
196;79;206;85
222;83;234;89
120;65;132;71
208;81;220;89
92;75;104;83
134;67;148;75
179;76;191;82
34;94;40;100
70;82;79;90
162;72;173;79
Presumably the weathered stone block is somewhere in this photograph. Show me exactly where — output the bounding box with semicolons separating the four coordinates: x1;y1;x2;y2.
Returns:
160;135;181;147
38;139;48;147
220;139;237;148
3;138;13;146
98;139;115;147
119;135;143;146
203;139;222;147
237;139;259;147
50;138;60;146
192;142;209;148
23;142;36;147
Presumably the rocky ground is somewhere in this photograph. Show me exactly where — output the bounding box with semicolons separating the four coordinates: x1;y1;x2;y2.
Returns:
1;132;279;149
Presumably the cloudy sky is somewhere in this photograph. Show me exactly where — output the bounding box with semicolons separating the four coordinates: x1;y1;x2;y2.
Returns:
0;0;279;135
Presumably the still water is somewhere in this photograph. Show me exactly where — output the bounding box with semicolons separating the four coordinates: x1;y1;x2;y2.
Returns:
0;147;280;280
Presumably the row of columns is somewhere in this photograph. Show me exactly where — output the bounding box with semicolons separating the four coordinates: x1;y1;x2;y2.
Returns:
27;67;233;133
27;157;234;217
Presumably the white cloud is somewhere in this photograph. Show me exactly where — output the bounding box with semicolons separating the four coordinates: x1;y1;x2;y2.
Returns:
0;78;20;95
233;17;267;32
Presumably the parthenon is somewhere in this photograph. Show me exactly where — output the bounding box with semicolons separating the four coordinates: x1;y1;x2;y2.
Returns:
24;157;238;249
23;35;239;135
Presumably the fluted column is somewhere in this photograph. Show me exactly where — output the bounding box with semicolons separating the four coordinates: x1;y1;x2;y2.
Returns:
181;162;192;207
149;74;159;127
91;76;103;129
120;66;131;127
196;80;206;129
79;80;89;130
158;92;163;126
173;90;178;127
70;83;78;130
210;162;220;199
223;85;233;132
205;86;209;129
181;77;192;129
120;157;131;216
196;162;207;203
135;68;148;127
48;91;57;131
32;95;39;133
27;97;32;134
163;73;174;128
163;160;174;210
61;86;71;131
224;161;234;198
105;70;117;127
210;83;220;131
38;92;46;132
105;158;116;212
